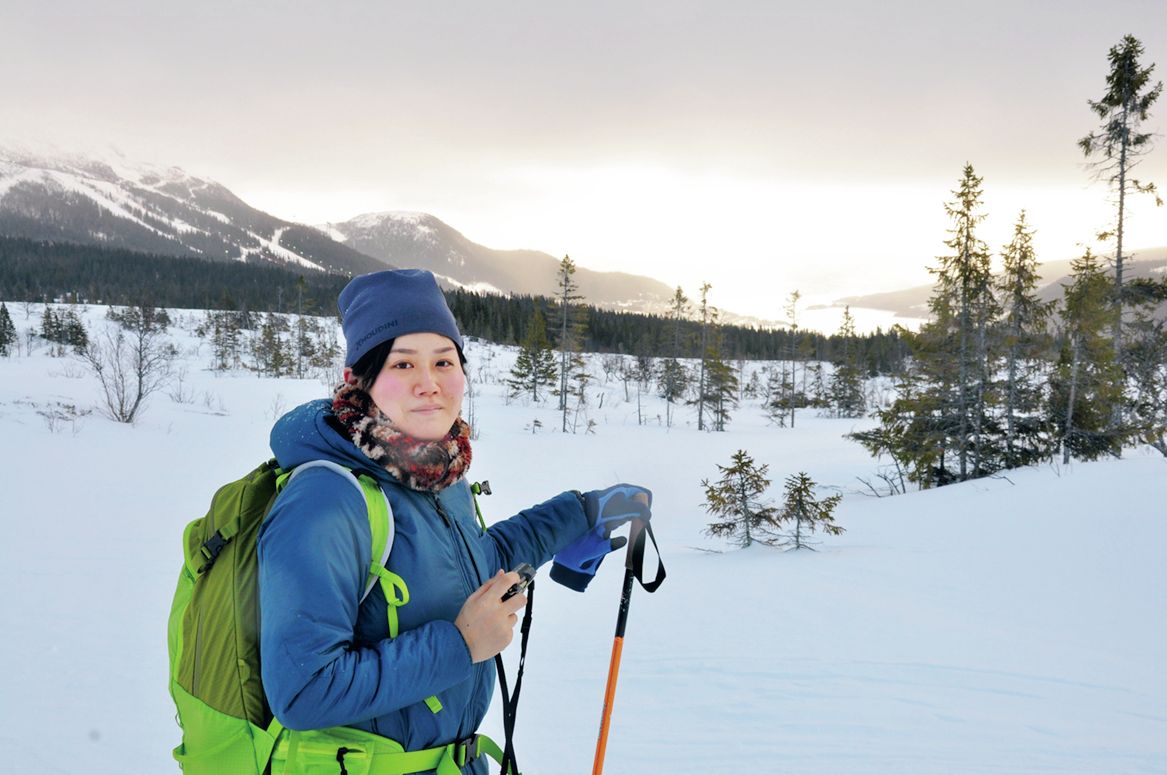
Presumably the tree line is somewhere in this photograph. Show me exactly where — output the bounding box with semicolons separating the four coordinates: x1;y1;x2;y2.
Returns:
0;235;910;368
0;236;354;313
445;285;908;369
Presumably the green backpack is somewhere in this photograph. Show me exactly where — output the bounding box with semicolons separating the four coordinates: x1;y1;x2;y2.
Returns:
168;459;402;774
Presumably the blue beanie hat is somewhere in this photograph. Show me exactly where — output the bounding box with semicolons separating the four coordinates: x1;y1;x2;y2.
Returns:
338;269;464;367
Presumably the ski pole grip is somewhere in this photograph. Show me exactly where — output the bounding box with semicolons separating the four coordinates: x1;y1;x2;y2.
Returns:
625;494;649;571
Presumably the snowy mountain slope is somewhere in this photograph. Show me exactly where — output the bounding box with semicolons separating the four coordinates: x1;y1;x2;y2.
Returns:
0;142;389;276
0;304;1163;774
322;211;682;314
0;141;763;323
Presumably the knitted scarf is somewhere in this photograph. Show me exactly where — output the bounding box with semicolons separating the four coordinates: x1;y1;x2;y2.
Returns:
331;382;472;492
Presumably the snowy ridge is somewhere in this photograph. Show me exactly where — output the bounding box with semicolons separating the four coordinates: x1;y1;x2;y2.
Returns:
0;161;188;243
324;210;679;313
342;210;436;233
1;141;682;317
0;141;384;276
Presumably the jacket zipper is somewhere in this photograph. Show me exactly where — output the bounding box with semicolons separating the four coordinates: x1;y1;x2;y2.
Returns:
430;492;484;589
432;494;451;527
429;491;491;733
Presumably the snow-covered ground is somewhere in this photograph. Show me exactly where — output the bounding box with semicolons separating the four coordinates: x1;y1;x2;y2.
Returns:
0;304;1164;774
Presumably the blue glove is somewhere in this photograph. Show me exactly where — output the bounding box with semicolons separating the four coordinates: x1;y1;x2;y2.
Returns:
550;484;652;592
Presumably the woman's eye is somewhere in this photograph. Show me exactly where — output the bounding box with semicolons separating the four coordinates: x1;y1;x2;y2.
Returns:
392;361;412;369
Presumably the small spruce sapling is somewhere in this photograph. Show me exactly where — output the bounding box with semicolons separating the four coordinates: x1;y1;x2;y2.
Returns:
776;472;844;550
701;450;781;548
0;303;16;356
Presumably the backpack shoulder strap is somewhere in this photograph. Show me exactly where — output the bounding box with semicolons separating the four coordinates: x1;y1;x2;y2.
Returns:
271;460;437;712
277;461;395;603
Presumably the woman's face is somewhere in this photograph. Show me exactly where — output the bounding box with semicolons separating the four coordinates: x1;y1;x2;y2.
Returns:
367;332;465;441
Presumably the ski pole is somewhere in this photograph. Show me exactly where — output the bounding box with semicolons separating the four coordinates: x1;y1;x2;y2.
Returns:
591;506;648;775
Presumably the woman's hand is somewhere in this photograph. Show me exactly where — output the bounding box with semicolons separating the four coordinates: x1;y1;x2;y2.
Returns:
454;570;528;663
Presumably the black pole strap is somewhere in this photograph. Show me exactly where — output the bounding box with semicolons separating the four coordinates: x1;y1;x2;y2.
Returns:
626;519;666;593
494;580;534;775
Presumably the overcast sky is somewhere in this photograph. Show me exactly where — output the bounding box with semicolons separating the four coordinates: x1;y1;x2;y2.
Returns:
5;1;1167;326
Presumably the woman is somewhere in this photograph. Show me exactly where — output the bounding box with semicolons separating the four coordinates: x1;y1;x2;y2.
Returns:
258;269;650;774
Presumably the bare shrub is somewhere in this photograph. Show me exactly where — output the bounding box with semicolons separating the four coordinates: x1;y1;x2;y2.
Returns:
80;306;178;423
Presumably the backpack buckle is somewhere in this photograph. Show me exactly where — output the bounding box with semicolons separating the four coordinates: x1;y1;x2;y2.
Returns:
453;735;479;767
198;531;230;572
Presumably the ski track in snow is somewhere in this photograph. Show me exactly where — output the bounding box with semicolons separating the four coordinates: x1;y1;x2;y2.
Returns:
0;303;1163;775
249;226;324;272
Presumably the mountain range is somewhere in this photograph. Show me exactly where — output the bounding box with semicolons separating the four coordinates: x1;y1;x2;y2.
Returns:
0;142;674;313
10;141;1159;328
317;212;675;311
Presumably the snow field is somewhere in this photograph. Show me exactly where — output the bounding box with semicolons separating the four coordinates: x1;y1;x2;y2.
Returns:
0;304;1163;774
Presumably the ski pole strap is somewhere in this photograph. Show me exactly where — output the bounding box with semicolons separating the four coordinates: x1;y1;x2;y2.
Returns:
626;519;666;593
494;580;534;775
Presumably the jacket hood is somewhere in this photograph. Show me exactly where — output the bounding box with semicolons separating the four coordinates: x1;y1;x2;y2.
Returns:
270;399;373;473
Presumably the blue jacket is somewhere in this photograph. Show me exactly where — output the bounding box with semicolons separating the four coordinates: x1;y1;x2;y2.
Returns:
258;400;588;770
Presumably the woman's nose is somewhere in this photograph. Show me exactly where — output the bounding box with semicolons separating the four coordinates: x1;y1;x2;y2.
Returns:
415;367;440;393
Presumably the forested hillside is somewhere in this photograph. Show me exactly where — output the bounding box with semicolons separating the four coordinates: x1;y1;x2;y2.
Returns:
0;236;909;370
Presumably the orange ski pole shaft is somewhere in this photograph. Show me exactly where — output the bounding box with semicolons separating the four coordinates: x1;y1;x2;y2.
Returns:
592;512;646;775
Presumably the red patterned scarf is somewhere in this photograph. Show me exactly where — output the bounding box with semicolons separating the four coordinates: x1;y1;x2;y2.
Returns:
331;382;472;492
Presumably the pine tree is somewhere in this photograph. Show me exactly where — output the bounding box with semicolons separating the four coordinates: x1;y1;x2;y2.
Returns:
702;336;739;432
565;356;593;433
61;308;88;354
696;282;715;431
199;310;244;371
0;303;16;356
887;165;1000;483
938;165;1001;477
659;287;691;428
632;336;655;426
828;306;866;418
1079;35;1163;355
743;367;762;400
783;290;803;427
762;363;791;427
1125;303;1167;455
41;306;61;352
775;472;844;551
1123;277;1167;455
657;358;690;428
701;450;780;548
507;304;557;402
849;364;947;488
669;286;690;355
1049;249;1125;462
253;313;292;377
997;211;1055;467
554;256;587;431
292;274;316;379
307;316;343;378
